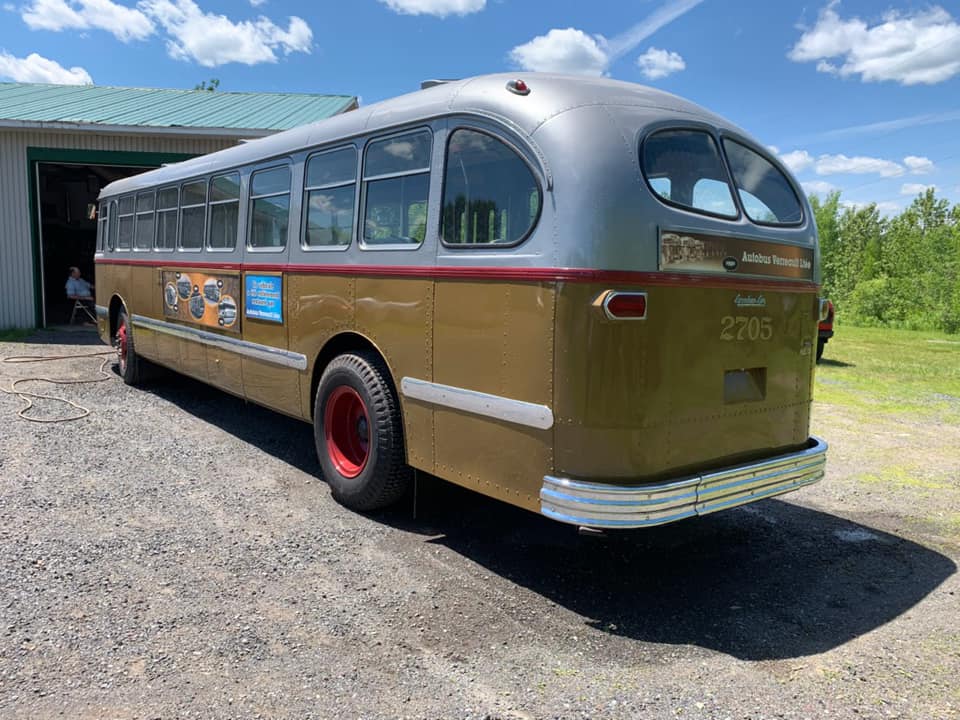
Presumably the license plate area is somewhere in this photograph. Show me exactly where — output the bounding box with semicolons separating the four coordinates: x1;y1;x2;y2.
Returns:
724;367;767;404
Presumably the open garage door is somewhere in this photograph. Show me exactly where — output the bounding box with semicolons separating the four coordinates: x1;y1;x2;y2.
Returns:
36;162;150;327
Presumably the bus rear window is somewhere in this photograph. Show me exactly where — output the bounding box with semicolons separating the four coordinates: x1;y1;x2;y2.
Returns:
722;139;803;225
642;129;737;219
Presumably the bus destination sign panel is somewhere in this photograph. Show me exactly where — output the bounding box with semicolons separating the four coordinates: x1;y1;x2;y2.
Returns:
659;231;814;281
162;270;240;332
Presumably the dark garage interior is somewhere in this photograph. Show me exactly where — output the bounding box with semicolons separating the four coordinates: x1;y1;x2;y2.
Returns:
38;162;151;326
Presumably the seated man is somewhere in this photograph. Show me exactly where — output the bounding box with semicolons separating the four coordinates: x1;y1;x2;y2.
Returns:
66;266;95;322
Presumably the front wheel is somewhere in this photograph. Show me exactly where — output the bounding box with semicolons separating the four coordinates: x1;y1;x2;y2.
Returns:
115;308;142;385
314;351;411;511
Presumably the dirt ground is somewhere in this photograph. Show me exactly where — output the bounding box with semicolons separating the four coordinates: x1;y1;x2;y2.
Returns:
0;329;958;720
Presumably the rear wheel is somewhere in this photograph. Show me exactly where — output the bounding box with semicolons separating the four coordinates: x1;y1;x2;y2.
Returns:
314;351;410;511
114;308;142;385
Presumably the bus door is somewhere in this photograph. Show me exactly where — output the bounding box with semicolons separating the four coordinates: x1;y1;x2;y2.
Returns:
239;161;300;415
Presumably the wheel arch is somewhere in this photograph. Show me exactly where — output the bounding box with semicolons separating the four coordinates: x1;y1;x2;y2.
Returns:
309;332;400;421
108;294;127;338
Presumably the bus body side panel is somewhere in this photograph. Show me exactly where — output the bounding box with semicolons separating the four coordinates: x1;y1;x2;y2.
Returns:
240;271;300;417
553;281;816;483
430;279;555;512
126;264;158;358
354;276;436;474
289;273;356;420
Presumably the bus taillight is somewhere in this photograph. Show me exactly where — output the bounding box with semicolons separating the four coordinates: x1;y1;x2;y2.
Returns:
603;291;648;320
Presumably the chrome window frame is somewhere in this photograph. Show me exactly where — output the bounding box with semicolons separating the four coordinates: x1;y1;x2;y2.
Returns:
115;195;135;251
96;202;107;253
206;171;241;253
154;186;179;252
133;190;156;252
359;127;432;252
107;200;118;252
639;126;741;222
177;179;207;253
247;162;292;254
439;124;544;250
301;145;358;253
719;134;805;228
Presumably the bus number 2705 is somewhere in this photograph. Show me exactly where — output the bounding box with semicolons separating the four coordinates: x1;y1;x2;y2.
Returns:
720;315;773;341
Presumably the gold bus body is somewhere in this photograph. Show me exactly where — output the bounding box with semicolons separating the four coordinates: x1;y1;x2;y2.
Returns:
94;74;827;529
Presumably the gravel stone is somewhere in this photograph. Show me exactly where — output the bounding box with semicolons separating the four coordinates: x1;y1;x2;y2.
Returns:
1;329;957;719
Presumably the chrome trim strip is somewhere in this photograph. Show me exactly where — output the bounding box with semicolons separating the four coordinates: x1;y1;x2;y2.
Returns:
540;436;827;528
131;314;307;371
95;304;108;319
400;377;554;430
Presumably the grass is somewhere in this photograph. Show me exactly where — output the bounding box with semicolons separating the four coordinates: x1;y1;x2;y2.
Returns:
0;328;32;342
815;324;960;423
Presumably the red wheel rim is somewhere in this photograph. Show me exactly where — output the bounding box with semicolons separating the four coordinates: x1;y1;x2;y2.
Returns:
117;319;128;372
323;386;370;478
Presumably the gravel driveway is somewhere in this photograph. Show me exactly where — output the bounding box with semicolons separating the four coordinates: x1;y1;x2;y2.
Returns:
1;330;957;719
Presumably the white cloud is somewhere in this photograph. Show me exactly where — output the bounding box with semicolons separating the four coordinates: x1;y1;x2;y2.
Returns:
22;0;154;42
378;0;484;16
636;47;685;79
903;155;935;174
510;0;703;75
779;149;814;174
802;180;836;195
509;27;608;76
789;4;960;85
249;0;266;5
901;183;936;196
0;50;92;84
815;153;904;177
139;0;312;67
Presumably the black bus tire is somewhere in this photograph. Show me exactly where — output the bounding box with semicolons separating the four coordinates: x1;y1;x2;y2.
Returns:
115;308;142;386
314;351;411;511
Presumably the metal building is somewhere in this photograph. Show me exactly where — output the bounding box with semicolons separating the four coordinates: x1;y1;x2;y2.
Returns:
0;82;357;329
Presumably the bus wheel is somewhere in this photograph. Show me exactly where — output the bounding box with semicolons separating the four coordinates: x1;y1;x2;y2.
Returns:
114;308;142;386
314;351;410;511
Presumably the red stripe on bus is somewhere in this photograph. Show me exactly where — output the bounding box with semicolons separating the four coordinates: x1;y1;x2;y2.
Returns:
95;257;820;292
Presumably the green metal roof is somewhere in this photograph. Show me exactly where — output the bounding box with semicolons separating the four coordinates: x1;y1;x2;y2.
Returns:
0;82;357;133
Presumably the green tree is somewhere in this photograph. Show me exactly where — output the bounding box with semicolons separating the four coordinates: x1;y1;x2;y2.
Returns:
193;78;221;92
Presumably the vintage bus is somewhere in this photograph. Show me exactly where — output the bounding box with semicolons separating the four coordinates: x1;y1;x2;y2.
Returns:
94;73;828;529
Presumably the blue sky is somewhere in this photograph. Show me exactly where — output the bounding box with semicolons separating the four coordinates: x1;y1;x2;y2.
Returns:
1;0;958;215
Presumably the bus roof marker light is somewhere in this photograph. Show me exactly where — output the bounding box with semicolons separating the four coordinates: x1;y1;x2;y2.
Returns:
506;79;530;96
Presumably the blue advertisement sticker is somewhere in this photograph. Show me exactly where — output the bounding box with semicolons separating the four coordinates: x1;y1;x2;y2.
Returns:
245;274;283;323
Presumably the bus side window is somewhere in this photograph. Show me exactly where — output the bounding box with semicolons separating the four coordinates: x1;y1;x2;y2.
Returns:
179;180;207;251
117;196;135;250
155;187;178;251
134;191;155;251
208;172;240;251
97;202;107;252
362;129;431;247
441;128;542;246
249;166;291;250
108;200;118;251
303;147;356;249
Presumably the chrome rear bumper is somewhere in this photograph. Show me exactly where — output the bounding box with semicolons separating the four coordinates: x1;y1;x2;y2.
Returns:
540;436;827;529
